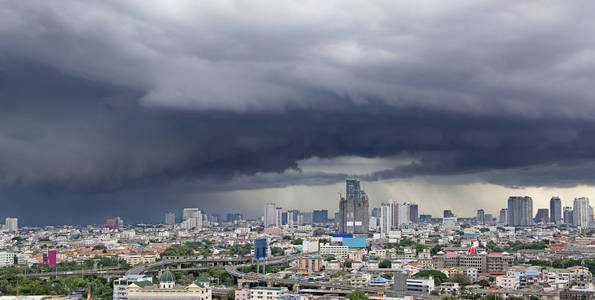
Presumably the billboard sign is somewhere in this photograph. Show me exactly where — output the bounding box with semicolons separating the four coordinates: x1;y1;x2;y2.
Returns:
254;238;267;259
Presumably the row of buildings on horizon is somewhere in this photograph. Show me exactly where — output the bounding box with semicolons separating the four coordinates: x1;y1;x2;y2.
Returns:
253;179;595;236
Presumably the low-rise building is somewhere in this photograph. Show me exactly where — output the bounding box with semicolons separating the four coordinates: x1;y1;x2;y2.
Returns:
248;286;288;300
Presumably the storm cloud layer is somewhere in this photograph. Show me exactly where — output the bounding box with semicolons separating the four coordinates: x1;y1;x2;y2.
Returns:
2;1;595;224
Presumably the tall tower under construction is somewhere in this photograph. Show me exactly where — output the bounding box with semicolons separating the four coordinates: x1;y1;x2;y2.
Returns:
338;178;369;235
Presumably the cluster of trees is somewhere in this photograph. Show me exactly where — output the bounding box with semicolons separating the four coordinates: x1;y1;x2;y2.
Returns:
0;274;112;298
240;263;289;274
412;270;448;285
527;259;595;275
486;240;549;253
160;240;212;258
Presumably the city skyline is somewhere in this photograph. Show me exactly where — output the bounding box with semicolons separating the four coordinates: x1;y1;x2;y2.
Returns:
5;2;595;225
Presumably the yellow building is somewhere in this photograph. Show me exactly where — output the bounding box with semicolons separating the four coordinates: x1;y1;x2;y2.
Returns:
126;255;158;266
127;270;212;300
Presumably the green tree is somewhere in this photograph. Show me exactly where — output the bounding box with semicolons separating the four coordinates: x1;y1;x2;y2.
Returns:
413;270;448;285
378;260;391;269
291;238;303;245
346;289;369;300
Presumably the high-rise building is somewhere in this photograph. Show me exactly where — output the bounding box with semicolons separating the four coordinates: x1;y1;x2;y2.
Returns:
183;208;199;221
226;213;242;222
476;209;485;225
534;209;549;224
507;196;533;226
165;212;175;225
180;209;203;230
573;197;593;229
550;197;562;224
484;214;494;225
397;203;411;227
499;208;508;225
420;214;432;223
371;208;381;218
264;203;277;227
338;178;369;234
4;218;18;232
313;210;329;223
444;210;455;218
380;202;394;236
275;207;283;226
563;206;574;225
410;204;419;223
302;212;313;224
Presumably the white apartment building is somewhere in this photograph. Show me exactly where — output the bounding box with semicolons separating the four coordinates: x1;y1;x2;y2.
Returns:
0;252;14;267
496;275;520;289
249;287;288;300
319;244;349;258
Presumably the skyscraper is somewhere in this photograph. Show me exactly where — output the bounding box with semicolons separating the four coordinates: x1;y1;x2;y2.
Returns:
264;203;277;227
4;218;18;232
573;197;593;229
534;208;549;224
183;208;199;221
507;196;533;226
380;202;394;236
410;204;419;223
499;208;508;225
397;203;411;227
313;210;328;223
165;212;176;225
563;206;574;225
476;209;485;225
275;207;283;226
550;196;561;224
338;178;369;234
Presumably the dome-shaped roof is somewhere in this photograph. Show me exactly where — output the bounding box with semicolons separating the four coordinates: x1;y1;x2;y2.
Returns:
160;270;175;283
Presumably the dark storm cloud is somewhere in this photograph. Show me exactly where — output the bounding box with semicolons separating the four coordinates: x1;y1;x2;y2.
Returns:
3;1;595;224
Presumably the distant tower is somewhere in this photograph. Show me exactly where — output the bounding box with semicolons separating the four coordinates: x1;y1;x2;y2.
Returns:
4;218;18;232
476;209;485;225
563;206;574;225
409;204;419;223
550;197;561;224
263;203;277;227
507;196;533;226
573;197;593;229
165;212;175;225
338;178;369;234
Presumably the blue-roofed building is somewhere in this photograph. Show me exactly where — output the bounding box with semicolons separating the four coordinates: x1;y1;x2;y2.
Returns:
369;276;390;287
342;237;367;248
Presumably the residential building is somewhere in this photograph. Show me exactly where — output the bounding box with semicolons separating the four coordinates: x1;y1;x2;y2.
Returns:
410;204;419;223
297;255;322;273
573;197;593;228
165;212;175;225
248;287;288;300
507;196;533;226
0;252;14;267
4;217;17;232
319;244;349;258
264;203;277;227
564;206;574;225
477;209;485;224
312;210;328;223
534;208;549;224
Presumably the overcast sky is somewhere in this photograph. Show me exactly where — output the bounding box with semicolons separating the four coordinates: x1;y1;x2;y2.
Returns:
3;1;595;225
